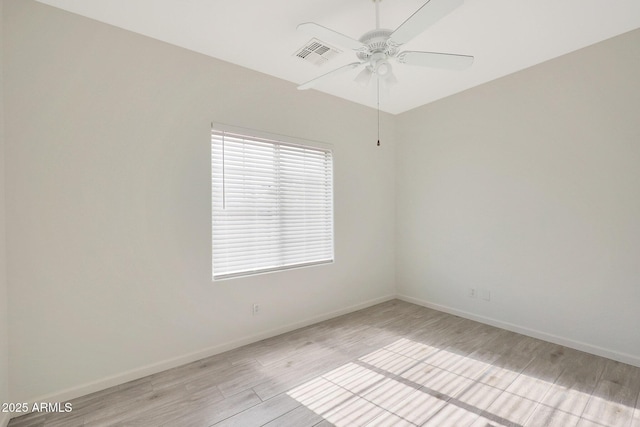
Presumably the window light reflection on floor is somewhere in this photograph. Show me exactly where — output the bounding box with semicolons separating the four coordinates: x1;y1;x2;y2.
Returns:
286;337;627;426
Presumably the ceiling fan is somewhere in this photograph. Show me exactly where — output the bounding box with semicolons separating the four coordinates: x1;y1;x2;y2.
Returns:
297;0;474;90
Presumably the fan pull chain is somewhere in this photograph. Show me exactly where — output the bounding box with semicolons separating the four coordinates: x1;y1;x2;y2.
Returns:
377;77;381;146
374;0;382;147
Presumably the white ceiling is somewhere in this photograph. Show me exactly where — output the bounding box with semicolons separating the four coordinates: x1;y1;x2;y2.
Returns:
36;0;640;114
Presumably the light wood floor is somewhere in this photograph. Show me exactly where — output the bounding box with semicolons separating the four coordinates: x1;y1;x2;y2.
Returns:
9;300;640;426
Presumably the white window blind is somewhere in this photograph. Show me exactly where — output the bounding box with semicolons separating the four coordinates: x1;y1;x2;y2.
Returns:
211;128;334;280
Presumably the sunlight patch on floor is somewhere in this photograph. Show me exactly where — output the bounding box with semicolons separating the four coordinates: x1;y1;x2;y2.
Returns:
286;337;622;426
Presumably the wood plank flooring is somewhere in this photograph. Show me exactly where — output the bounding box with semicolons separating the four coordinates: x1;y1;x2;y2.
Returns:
9;300;640;426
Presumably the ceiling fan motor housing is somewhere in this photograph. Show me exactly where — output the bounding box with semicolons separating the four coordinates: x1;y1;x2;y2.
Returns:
357;29;397;76
357;29;397;56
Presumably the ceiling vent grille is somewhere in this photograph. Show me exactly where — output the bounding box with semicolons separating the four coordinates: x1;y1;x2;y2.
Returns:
294;39;341;66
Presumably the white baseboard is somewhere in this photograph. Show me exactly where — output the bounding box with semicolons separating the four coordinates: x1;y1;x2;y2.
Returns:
397;294;640;368
0;413;9;427
20;294;396;411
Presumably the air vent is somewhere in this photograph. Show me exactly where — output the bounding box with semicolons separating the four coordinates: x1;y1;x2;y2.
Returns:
294;38;341;66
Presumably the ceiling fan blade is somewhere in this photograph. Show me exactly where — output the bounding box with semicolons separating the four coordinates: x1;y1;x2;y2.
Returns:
389;0;464;46
397;51;473;70
297;22;369;52
297;62;363;90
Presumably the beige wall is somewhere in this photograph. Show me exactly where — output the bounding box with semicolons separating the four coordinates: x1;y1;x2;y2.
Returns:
1;0;11;423
4;0;396;402
396;28;640;364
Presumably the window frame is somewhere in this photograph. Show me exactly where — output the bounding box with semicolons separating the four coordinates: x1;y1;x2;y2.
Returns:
211;123;335;281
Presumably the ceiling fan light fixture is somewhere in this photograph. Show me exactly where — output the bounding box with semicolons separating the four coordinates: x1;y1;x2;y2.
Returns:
355;66;373;86
384;70;398;86
368;51;391;77
375;59;391;76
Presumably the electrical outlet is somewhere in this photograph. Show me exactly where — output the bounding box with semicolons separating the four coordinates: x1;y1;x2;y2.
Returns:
252;303;260;315
468;288;477;298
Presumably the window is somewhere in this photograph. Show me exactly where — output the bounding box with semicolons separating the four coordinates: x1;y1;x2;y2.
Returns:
211;126;334;280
